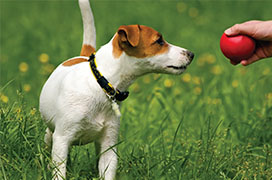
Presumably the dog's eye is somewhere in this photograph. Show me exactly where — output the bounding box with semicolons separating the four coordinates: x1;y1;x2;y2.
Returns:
155;36;164;46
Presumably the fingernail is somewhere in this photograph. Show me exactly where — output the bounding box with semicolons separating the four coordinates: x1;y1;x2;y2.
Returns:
224;28;232;35
241;60;248;66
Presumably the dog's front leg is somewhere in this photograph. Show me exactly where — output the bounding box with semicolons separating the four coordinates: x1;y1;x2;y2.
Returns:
97;115;120;180
51;131;70;180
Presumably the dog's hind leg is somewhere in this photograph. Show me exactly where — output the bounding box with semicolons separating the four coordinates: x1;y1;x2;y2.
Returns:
51;131;71;180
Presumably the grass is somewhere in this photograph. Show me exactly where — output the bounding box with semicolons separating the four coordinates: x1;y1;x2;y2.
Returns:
1;0;272;179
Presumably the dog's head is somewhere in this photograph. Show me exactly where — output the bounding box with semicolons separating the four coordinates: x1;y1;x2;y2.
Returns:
112;25;194;75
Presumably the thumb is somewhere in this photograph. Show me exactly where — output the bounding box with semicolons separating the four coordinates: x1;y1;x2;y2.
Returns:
224;21;259;37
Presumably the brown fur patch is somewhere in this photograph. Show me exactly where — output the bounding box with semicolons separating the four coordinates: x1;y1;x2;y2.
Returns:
112;25;169;59
80;44;95;56
62;58;88;66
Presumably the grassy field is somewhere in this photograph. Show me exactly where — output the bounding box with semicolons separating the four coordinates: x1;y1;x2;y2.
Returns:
1;0;272;179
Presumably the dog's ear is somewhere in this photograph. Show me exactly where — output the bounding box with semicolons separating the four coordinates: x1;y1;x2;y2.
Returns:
117;25;140;47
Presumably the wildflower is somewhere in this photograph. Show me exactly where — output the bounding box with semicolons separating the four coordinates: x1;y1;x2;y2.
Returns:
212;98;222;105
19;62;29;73
30;108;37;115
262;67;270;75
39;53;49;63
16;107;22;114
194;87;202;95
192;76;201;85
143;76;151;84
267;93;272;100
182;73;191;83
0;94;8;103
154;87;162;95
164;79;174;88
206;96;212;104
23;84;31;92
206;54;216;64
196;53;215;66
239;67;247;75
41;64;55;75
131;83;140;93
153;74;161;80
266;93;272;106
211;65;222;75
196;55;206;66
189;7;198;18
174;88;181;96
232;80;239;88
176;2;187;13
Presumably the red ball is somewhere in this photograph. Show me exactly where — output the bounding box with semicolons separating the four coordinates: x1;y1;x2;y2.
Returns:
220;33;256;63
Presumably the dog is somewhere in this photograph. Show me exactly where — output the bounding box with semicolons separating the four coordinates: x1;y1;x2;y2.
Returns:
39;0;194;179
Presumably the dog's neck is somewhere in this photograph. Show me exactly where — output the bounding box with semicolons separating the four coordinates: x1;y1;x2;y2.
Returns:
94;38;146;92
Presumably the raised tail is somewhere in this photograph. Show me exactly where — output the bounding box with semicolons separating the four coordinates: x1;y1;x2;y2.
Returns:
78;0;96;56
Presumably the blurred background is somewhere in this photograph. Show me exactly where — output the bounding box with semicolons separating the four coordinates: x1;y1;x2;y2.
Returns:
1;0;272;179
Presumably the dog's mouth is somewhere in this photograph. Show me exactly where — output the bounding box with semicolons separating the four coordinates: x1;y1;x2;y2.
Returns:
167;65;187;70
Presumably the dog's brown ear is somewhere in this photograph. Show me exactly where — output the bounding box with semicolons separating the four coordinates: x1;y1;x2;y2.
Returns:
117;25;140;47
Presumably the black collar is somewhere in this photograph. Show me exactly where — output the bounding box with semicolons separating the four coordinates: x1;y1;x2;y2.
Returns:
88;53;129;102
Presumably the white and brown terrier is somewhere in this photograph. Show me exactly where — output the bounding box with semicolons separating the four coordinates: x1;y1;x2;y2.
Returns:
39;0;194;179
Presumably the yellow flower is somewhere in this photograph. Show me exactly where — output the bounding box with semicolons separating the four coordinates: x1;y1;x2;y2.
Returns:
176;2;187;13
211;65;222;75
196;57;205;66
174;88;181;96
39;53;49;63
206;96;212;104
131;83;140;93
41;64;55;75
267;93;272;100
189;7;198;18
232;80;239;88
164;79;174;88
196;53;215;66
19;62;29;73
143;76;151;84
153;74;161;80
30;108;37;115
212;98;222;105
262;67;270;75
16;107;22;113
239;67;247;75
194;87;202;95
0;94;8;103
182;73;191;83
192;76;201;85
206;54;216;64
23;84;31;92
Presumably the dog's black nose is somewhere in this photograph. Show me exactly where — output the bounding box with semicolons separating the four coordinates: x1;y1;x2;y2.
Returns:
187;51;194;60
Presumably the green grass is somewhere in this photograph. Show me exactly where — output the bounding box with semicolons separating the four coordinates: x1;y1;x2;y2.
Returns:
1;0;272;179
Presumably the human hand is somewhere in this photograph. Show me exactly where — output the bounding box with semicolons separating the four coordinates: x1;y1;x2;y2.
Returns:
224;20;272;66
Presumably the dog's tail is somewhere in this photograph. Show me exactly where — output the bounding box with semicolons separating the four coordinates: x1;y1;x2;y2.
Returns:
78;0;96;56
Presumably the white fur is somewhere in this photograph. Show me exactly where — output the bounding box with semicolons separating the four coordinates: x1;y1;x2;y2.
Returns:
39;1;193;180
79;0;96;48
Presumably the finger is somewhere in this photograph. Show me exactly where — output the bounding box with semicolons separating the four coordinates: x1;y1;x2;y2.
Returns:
241;20;262;25
240;54;260;66
224;21;259;37
230;60;240;65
